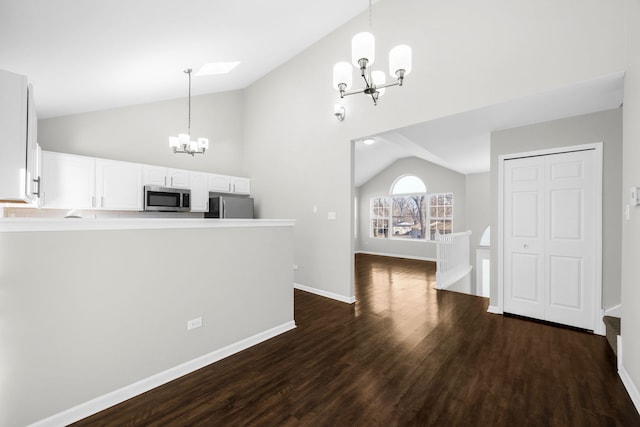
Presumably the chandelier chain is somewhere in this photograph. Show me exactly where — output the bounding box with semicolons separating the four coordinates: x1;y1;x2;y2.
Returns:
185;69;192;136
368;0;372;29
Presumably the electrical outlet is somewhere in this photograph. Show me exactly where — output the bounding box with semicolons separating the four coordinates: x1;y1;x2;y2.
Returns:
187;317;203;331
293;264;299;270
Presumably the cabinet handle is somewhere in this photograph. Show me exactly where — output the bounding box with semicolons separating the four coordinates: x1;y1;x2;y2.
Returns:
101;196;104;208
92;196;96;208
32;177;41;197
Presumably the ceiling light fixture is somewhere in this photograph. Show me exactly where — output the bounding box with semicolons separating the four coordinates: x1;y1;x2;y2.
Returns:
362;138;375;145
169;69;208;156
332;0;412;106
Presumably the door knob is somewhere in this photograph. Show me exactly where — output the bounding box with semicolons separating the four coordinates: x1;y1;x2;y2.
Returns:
523;244;529;249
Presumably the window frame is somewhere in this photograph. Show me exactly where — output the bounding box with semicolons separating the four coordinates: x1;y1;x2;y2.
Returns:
370;174;454;242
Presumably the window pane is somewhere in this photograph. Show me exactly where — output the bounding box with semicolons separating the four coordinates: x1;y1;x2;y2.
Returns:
390;195;425;239
371;219;389;238
445;206;452;217
391;175;426;194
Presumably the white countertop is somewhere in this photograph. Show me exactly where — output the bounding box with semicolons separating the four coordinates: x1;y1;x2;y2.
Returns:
0;218;295;232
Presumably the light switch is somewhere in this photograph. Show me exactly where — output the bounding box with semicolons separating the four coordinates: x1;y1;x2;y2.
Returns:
328;211;337;220
631;187;640;206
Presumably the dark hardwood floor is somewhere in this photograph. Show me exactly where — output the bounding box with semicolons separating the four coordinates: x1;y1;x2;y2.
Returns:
73;254;640;426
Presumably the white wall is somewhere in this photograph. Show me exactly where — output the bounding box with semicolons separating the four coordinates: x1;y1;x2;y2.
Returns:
490;108;623;311
466;172;491;293
621;0;640;411
242;0;625;299
38;90;245;176
356;156;466;260
0;225;294;426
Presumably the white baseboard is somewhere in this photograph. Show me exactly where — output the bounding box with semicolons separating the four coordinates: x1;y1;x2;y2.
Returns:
619;364;640;416
29;321;297;427
487;305;503;314
355;250;437;263
605;304;622;317
294;283;356;304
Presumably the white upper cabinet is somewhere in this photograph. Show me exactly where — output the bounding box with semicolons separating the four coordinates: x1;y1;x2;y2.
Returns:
142;166;190;189
189;172;209;212
95;159;142;210
167;169;190;188
142;165;168;187
41;151;96;209
38;151;250;212
231;177;251;195
208;174;250;194
0;69;40;203
208;174;231;193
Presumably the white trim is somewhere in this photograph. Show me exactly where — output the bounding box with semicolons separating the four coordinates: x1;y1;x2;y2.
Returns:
619;364;640;415
497;143;604;334
487;305;503;314
617;335;623;370
605;304;622;317
355;250;437;263
0;218;295;233
28;321;297;427
294;283;356;304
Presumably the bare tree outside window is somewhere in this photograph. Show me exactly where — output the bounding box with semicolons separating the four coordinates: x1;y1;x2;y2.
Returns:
369;175;453;241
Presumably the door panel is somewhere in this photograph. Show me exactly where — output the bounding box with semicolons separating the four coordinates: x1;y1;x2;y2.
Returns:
503;157;545;319
544;150;595;329
549;189;583;240
510;253;540;302
548;256;583;309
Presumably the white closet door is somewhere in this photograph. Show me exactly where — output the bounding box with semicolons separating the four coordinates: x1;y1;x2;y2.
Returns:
503;156;545;320
544;150;596;329
503;149;597;330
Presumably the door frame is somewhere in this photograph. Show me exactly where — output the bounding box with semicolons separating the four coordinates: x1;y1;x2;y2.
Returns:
497;142;604;335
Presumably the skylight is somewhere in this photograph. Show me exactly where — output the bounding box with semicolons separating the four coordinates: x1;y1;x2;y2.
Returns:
195;62;240;76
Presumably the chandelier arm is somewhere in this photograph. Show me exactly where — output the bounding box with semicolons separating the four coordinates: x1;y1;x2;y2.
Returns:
341;88;367;97
376;81;402;90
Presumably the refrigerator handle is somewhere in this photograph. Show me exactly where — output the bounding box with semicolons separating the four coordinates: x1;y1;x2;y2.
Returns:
222;199;226;218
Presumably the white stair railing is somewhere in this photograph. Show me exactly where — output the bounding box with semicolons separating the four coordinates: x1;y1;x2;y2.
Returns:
436;230;472;289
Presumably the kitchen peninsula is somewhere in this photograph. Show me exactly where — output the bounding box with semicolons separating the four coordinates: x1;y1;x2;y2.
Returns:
0;218;295;427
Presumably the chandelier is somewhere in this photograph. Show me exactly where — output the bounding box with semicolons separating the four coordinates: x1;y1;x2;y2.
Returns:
332;1;412;106
169;69;209;156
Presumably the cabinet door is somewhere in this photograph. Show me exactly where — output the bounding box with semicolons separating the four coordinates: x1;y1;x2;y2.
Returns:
0;69;28;202
25;84;40;203
41;151;96;209
142;165;167;186
189;172;209;212
231;177;251;195
168;168;190;188
96;159;142;210
208;174;231;193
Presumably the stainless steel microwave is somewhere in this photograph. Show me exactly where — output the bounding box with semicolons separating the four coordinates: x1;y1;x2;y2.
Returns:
143;185;190;212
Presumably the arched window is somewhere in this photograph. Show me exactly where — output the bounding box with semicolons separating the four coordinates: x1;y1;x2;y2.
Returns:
391;175;426;194
370;175;453;241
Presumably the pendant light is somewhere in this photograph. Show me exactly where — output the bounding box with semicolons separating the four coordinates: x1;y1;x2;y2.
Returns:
169;69;209;156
